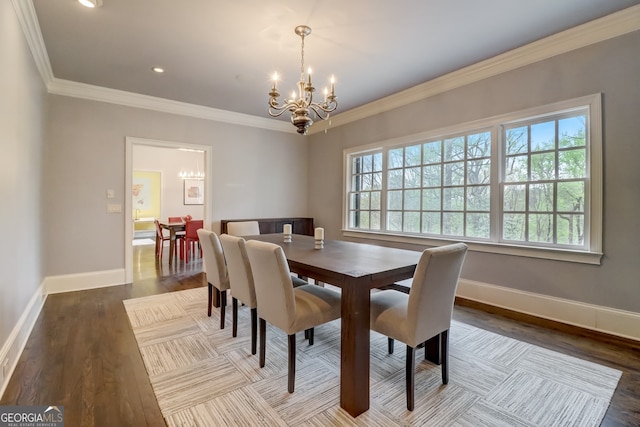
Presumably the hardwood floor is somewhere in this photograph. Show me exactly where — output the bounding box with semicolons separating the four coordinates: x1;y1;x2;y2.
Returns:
1;242;639;426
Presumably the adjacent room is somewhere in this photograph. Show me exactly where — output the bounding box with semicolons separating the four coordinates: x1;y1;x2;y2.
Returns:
2;1;639;426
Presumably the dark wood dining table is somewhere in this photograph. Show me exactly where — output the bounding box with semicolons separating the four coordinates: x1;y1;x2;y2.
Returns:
159;221;185;264
246;233;422;417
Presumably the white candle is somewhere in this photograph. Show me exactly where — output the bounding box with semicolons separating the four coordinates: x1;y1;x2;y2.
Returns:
314;227;324;240
283;224;292;235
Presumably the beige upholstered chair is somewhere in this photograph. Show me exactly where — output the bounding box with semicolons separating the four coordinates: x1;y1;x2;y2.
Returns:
197;229;230;329
219;234;259;355
227;221;260;237
245;240;341;393
370;242;468;411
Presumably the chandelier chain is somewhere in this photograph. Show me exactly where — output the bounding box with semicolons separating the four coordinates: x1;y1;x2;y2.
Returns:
300;34;305;82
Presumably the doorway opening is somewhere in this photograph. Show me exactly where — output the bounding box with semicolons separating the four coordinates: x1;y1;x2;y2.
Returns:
125;137;212;284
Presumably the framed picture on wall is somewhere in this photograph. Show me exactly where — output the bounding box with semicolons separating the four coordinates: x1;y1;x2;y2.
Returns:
184;179;204;205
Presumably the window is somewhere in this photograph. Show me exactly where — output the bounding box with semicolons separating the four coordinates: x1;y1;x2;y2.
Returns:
502;114;587;248
344;95;602;264
349;152;383;230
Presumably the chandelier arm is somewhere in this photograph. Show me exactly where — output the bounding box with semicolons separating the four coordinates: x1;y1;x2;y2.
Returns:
309;105;327;120
268;108;293;118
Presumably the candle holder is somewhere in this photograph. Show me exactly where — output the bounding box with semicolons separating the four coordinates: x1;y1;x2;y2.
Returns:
283;223;292;243
314;227;324;249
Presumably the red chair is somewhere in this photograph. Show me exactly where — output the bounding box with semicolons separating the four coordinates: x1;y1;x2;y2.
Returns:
168;217;186;259
154;219;171;259
183;219;204;263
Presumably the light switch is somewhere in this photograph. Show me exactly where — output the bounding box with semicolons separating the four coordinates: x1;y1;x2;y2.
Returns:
107;204;122;213
107;189;115;199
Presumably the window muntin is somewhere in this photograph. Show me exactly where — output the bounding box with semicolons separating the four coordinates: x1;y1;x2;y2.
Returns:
344;96;600;258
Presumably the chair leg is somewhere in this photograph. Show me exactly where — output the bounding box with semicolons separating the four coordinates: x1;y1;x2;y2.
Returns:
388;337;394;354
250;308;257;355
406;345;415;411
441;330;449;384
259;318;266;368
232;297;238;337
220;290;226;329
308;328;314;345
288;334;296;393
207;283;213;317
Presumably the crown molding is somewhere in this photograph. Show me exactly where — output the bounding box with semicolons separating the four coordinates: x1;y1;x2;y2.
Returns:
47;78;295;133
309;4;640;134
11;0;54;85
13;1;639;135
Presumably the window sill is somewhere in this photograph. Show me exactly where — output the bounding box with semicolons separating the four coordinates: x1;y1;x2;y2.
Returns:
342;229;603;265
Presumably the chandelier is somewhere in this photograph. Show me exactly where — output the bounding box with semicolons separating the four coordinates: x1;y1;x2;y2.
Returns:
268;25;338;135
179;170;204;180
178;154;204;180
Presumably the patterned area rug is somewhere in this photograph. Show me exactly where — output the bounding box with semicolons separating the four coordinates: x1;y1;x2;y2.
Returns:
124;287;621;426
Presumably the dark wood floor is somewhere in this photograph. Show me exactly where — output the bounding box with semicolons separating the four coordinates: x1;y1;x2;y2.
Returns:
2;243;639;426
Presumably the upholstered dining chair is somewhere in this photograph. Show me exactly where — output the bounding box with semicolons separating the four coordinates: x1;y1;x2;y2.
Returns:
245;240;341;393
370;242;468;411
197;229;230;329
219;234;259;354
220;234;308;355
227;221;260;237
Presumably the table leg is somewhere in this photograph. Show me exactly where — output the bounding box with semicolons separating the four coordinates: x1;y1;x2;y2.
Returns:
168;229;176;265
425;334;442;364
340;281;370;417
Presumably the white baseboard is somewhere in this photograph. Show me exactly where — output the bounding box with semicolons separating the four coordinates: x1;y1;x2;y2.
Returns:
457;279;640;341
0;283;46;398
44;269;126;294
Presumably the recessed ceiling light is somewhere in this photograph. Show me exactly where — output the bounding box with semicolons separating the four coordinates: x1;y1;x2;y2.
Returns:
151;67;165;74
79;0;103;8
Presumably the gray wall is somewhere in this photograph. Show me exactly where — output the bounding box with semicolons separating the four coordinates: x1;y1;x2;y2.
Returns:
308;31;640;313
45;96;307;276
0;1;47;356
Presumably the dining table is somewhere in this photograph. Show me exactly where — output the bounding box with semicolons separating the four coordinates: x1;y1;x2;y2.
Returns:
159;221;185;264
246;233;422;417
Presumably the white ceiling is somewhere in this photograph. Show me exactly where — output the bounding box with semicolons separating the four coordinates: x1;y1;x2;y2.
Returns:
32;0;640;122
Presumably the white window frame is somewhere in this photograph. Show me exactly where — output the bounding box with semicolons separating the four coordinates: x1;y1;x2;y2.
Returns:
343;94;602;265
